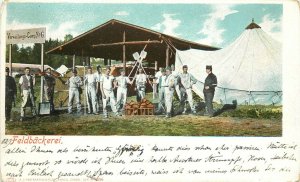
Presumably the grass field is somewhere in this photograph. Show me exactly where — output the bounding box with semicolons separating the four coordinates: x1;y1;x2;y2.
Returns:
6;106;281;136
6;78;282;136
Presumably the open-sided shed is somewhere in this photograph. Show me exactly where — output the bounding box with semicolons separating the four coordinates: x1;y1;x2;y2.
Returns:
46;19;218;70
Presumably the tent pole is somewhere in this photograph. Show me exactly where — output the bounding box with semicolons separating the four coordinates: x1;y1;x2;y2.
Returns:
123;31;126;73
40;43;44;103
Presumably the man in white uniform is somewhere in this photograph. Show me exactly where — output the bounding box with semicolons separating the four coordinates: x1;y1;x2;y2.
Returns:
94;65;102;113
84;67;98;114
115;69;133;113
100;66;118;118
156;68;166;114
164;67;175;118
134;67;147;102
178;65;198;114
155;67;163;80
66;69;83;114
19;67;36;121
171;64;181;101
153;67;163;99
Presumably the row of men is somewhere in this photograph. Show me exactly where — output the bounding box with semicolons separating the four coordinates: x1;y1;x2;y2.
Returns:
154;64;217;117
5;64;217;121
66;65;147;118
5;67;54;122
5;65;151;121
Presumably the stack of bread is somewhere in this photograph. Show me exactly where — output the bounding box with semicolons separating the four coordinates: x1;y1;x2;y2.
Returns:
125;99;154;115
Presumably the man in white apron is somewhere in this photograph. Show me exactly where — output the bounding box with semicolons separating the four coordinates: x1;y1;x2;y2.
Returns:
157;68;166;114
134;67;147;102
178;65;197;114
66;69;83;114
115;69;133;113
164;67;175;118
100;66;118;118
153;67;163;99
84;67;98;114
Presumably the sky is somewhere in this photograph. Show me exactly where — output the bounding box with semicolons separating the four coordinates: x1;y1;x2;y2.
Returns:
6;3;282;48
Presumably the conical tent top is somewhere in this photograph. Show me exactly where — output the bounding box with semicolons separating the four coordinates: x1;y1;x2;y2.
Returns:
245;18;261;29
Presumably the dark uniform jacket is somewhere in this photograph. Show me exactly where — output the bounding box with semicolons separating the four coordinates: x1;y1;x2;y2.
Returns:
6;76;17;100
203;73;217;93
44;74;56;91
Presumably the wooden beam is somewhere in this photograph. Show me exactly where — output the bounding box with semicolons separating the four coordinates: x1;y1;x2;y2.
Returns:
86;57;90;66
40;43;44;103
166;45;170;67
123;31;126;72
92;40;162;48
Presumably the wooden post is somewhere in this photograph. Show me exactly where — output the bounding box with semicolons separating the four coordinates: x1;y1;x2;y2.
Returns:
40;43;44;103
9;44;12;76
82;49;86;115
72;54;75;70
166;45;170;67
123;31;126;73
86;57;90;67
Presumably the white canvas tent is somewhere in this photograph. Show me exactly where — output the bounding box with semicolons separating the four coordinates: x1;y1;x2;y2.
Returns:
175;20;282;105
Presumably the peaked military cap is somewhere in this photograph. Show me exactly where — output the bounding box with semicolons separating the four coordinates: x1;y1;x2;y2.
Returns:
206;65;212;70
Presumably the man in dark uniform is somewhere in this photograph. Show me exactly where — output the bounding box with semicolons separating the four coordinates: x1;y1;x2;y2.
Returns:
94;65;102;113
203;65;217;117
43;68;56;113
5;67;17;122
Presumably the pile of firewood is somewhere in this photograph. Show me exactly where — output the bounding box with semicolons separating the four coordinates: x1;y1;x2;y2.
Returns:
125;99;154;115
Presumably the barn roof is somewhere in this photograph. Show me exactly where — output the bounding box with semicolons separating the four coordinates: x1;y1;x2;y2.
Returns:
46;19;219;65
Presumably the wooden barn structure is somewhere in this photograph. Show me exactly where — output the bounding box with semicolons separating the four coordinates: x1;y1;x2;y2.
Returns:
46;19;219;72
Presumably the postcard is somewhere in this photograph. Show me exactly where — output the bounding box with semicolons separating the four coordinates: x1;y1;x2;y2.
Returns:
1;0;299;181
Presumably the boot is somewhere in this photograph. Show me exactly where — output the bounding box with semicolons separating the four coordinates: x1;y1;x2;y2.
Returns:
165;113;171;118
